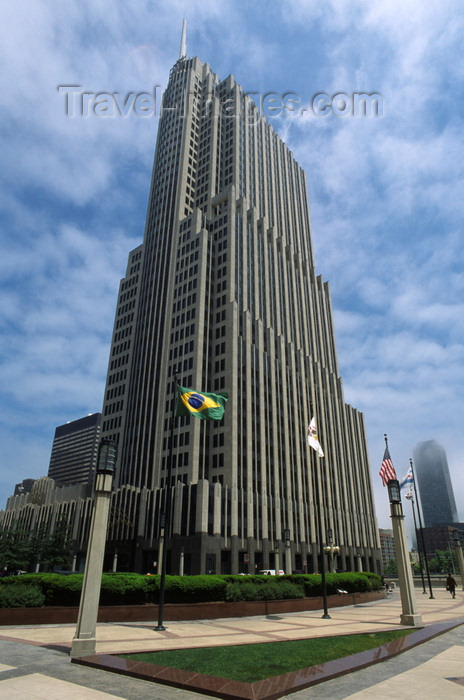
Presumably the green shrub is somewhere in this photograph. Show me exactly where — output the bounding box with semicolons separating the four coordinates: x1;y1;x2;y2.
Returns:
300;574;323;596
225;580;304;602
327;572;369;594
0;584;45;608
0;571;380;607
298;572;374;596
100;573;149;605
360;571;383;590
0;573;82;606
146;575;227;604
36;573;83;605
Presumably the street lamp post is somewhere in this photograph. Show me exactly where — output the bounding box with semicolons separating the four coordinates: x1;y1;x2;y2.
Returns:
453;530;464;591
111;547;118;573
284;528;291;574
274;541;280;575
387;479;423;626
70;439;118;658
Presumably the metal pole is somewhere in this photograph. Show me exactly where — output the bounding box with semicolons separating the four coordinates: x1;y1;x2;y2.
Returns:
274;544;280;576
314;459;330;619
448;544;456;574
284;529;292;575
453;531;464;590
155;375;179;631
410;459;434;598
406;493;426;593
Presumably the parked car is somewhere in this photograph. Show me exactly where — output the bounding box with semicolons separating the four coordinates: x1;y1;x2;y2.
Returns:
258;569;284;575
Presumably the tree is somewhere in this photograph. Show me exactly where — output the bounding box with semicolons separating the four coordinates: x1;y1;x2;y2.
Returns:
40;514;75;571
384;558;398;575
29;522;50;571
0;522;32;572
428;549;456;573
411;561;422;575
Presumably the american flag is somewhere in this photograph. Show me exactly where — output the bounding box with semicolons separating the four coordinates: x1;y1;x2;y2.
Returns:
379;446;397;486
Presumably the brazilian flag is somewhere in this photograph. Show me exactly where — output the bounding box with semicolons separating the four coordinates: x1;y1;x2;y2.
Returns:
176;385;228;420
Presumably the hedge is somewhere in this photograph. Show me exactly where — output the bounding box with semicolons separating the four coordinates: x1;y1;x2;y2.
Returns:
226;580;304;602
0;571;382;607
2;573;84;606
0;584;45;608
146;575;227;604
100;573;150;605
359;571;383;590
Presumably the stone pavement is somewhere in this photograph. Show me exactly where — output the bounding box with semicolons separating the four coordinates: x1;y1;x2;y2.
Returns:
0;588;462;699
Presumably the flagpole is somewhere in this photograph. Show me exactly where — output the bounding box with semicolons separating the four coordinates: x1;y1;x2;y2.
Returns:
410;459;434;599
315;460;330;619
310;405;330;619
406;491;426;594
155;373;180;631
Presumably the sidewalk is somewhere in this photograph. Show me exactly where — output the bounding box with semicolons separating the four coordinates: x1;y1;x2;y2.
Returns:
0;588;462;698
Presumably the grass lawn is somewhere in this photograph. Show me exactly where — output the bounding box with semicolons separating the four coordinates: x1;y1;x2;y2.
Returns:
120;629;414;683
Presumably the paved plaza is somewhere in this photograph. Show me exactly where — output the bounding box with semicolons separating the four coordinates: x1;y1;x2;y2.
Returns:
0;588;462;698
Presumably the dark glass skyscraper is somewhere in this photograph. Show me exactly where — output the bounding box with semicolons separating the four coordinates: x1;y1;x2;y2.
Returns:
413;439;458;527
48;413;102;485
99;45;380;574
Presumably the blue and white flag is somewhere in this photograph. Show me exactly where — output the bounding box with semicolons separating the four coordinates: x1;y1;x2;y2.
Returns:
399;465;413;490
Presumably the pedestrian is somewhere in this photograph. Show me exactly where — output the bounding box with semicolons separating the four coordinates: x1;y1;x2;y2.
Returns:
446;572;457;598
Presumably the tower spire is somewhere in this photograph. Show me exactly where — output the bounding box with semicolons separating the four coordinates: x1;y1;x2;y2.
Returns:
179;18;187;59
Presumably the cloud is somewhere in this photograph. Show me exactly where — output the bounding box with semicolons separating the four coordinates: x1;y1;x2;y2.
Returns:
0;223;137;431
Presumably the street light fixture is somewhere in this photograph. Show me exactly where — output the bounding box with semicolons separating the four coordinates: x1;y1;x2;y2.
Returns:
324;529;340;573
387;479;401;504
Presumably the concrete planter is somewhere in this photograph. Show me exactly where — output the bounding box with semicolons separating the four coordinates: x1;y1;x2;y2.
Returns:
0;590;384;626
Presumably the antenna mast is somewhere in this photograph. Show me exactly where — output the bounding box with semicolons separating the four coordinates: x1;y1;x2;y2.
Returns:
179;18;187;59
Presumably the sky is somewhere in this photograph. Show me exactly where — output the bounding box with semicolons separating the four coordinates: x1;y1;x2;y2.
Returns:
1;0;463;539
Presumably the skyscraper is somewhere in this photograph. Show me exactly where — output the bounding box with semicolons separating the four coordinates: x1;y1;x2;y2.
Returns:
378;528;395;568
48;413;102;485
100;38;380;574
413;440;458;527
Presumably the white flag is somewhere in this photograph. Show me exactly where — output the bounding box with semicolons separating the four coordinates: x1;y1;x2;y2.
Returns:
307;417;324;457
